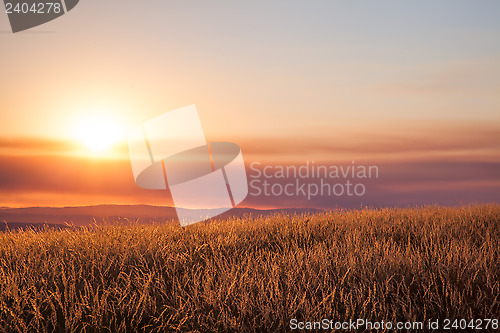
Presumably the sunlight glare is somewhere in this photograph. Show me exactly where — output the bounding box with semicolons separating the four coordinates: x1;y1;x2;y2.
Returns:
75;114;125;153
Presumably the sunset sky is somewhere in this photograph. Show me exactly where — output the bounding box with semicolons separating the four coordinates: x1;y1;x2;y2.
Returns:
0;1;499;209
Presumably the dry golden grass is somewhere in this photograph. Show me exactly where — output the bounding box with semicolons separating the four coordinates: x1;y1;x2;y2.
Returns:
0;205;498;332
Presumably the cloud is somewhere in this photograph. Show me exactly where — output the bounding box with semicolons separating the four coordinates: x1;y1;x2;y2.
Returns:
0;137;75;152
0;122;499;209
237;121;500;161
243;160;500;209
0;153;174;207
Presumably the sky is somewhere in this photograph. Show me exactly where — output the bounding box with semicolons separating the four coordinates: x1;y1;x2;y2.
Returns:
0;0;499;209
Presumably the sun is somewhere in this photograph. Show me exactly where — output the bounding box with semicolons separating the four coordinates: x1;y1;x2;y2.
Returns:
75;114;125;153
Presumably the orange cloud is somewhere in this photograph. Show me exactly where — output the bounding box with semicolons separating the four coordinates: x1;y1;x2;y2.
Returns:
0;121;498;209
236;120;500;163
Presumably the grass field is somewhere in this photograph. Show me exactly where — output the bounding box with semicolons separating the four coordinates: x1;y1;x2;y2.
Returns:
0;205;499;332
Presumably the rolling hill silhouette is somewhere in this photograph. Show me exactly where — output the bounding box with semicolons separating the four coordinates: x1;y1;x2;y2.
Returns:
0;205;323;231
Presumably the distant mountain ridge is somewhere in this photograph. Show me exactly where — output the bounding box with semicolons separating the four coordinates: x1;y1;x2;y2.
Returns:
0;205;324;229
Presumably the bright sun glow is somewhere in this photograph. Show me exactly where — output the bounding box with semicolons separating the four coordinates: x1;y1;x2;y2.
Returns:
75;114;125;152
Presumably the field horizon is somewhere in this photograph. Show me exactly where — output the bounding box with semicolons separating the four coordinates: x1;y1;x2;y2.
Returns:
0;204;324;230
0;204;498;332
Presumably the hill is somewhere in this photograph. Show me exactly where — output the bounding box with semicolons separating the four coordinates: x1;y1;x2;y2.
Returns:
0;204;322;229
